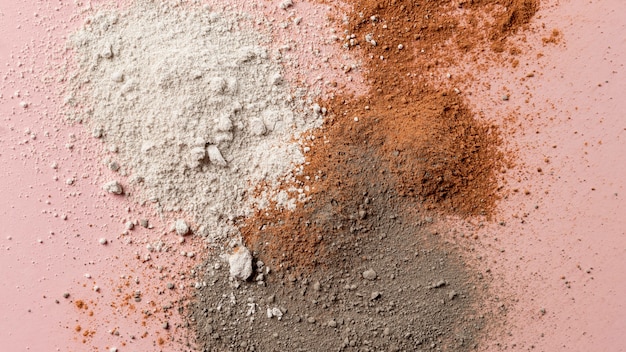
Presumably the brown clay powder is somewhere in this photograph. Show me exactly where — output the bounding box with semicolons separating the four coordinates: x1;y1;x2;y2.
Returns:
242;0;538;270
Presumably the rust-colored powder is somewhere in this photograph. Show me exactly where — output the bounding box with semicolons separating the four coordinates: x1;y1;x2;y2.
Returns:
74;300;87;310
339;91;503;215
242;0;538;270
492;0;539;36
318;0;537;215
542;28;562;44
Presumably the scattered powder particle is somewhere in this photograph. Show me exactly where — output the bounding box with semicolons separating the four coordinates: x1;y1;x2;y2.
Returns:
102;181;123;195
174;219;189;236
279;0;294;10
206;145;227;167
108;161;120;172
362;269;377;281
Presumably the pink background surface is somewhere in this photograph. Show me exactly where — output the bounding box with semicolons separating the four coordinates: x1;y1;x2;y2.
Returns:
1;0;625;351
452;0;626;350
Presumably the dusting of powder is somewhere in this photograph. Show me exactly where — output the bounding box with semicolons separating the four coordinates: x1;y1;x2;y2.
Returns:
66;1;321;241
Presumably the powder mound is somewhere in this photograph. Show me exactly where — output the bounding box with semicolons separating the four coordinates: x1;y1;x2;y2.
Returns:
66;1;320;240
379;93;503;216
241;0;544;270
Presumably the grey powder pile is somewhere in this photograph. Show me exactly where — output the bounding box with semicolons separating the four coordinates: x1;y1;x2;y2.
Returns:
66;1;321;241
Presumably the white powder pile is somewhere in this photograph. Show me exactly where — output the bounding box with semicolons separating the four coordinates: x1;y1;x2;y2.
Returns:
66;1;321;241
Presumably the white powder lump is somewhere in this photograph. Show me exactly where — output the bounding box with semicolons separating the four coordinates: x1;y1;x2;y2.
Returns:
103;180;124;195
227;245;253;281
67;1;321;241
174;219;190;236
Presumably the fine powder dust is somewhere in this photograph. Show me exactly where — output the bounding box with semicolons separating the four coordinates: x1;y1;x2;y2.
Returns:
66;1;321;241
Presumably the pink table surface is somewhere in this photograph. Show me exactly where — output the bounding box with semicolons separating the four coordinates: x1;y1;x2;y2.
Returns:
454;1;626;351
1;0;625;351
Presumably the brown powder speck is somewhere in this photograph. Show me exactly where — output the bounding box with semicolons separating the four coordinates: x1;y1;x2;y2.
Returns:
542;28;562;44
74;300;87;310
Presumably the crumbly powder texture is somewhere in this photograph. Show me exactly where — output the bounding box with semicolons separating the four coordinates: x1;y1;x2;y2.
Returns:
67;1;320;241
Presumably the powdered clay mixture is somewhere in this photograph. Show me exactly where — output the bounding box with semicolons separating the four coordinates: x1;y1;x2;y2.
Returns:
67;0;320;242
62;0;545;351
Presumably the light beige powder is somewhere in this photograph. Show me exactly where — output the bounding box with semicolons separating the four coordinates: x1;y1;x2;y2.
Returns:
66;1;322;242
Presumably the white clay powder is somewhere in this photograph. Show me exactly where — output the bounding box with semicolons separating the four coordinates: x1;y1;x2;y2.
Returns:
66;1;321;241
